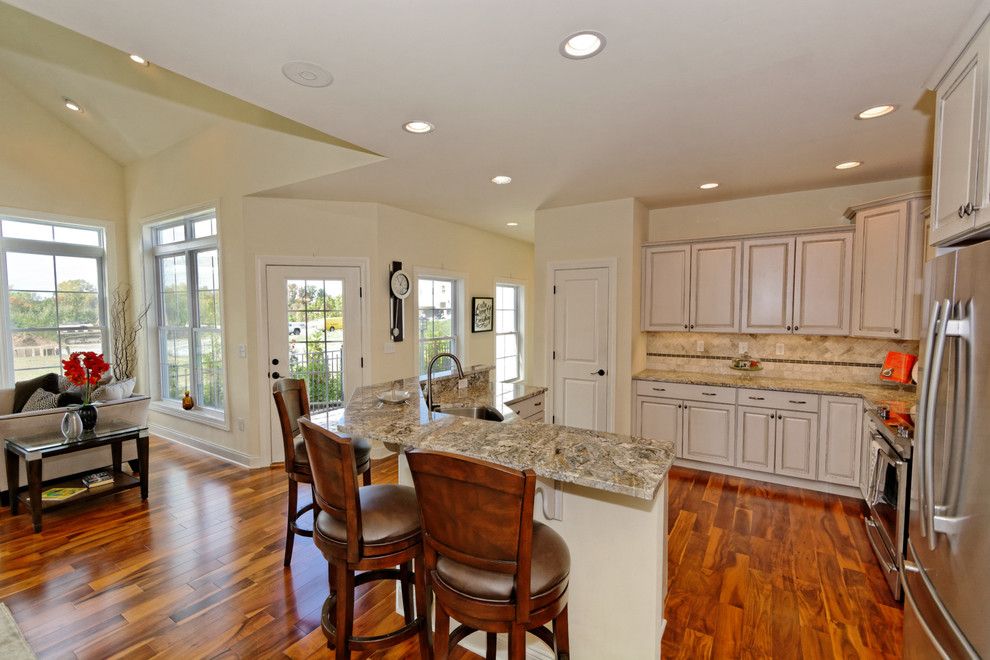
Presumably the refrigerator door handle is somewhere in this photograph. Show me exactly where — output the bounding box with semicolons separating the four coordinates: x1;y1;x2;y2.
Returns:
923;299;952;552
915;299;943;542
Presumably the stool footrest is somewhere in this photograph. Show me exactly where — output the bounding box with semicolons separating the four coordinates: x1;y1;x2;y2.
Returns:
289;502;315;538
321;592;423;651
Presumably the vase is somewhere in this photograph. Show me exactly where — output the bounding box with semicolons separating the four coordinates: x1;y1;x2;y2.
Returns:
78;403;97;431
61;406;84;439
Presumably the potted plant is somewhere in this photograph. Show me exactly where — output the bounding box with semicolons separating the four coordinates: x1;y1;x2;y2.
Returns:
62;351;110;431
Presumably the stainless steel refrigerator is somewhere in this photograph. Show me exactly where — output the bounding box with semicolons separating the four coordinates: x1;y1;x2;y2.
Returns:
903;240;990;659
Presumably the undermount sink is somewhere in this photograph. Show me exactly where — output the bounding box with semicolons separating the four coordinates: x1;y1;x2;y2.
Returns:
438;405;504;422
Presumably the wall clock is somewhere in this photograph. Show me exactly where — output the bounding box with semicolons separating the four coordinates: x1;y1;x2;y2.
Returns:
388;261;408;341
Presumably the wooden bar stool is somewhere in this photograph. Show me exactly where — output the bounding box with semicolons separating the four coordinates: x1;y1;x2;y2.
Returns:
298;418;431;659
272;378;372;567
407;449;571;660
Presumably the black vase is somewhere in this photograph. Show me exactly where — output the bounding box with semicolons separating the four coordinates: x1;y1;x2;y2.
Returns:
78;403;97;431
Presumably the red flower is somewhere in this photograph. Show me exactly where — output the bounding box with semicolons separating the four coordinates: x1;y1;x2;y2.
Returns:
62;352;110;402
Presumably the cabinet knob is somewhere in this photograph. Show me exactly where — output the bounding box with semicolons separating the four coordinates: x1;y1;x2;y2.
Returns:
965;202;975;216
684;324;688;329
786;325;791;331
959;205;966;218
893;328;899;334
794;326;799;331
690;324;695;329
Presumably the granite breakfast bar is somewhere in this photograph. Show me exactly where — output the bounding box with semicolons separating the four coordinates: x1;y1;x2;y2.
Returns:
312;371;675;659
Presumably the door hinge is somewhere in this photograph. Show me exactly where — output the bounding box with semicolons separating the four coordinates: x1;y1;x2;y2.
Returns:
552;415;556;424
552;350;556;360
553;285;557;294
360;357;364;368
359;286;363;298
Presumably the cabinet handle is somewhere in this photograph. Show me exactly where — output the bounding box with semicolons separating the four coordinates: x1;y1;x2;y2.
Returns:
788;400;807;405
701;392;717;397
533;401;542;406
958;205;966;218
748;396;765;401
965;202;975;216
652;387;666;392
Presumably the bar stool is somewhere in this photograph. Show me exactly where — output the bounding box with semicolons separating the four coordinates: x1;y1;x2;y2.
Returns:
298;418;431;659
272;378;372;567
407;449;571;660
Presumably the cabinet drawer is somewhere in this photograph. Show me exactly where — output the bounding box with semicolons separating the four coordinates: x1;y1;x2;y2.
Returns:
524;410;545;423
635;380;736;405
509;394;545;419
736;388;819;413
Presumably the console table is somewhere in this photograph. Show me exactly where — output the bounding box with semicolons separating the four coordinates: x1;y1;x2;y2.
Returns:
4;423;149;532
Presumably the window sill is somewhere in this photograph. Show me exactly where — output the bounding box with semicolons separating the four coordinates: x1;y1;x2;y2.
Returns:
150;400;229;431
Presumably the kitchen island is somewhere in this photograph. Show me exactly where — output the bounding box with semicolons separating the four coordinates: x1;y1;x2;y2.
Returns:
312;371;675;659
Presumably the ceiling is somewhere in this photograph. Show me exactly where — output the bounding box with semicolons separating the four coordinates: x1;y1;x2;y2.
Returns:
4;0;980;239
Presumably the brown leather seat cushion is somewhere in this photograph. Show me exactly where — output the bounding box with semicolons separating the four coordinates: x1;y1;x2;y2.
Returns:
434;522;570;602
294;434;371;469
316;485;420;546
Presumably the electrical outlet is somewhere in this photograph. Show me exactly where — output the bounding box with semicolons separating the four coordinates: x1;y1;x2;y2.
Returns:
775;342;785;356
738;341;748;354
695;340;705;352
237;418;245;431
238;344;247;358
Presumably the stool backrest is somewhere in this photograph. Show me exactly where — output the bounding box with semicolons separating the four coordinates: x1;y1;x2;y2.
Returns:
406;450;536;615
273;378;311;471
298;418;363;562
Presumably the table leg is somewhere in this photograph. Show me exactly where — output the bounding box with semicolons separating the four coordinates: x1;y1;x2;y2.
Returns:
137;434;149;501
111;440;122;474
5;448;19;514
27;459;42;533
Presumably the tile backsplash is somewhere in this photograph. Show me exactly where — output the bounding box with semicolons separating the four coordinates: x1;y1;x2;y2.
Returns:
645;332;920;385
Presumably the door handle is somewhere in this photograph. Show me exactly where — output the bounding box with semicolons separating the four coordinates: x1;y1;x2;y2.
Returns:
923;299;952;551
590;369;606;376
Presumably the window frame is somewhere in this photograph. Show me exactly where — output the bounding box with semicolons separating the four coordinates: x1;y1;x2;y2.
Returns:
494;282;524;383
0;212;109;386
144;206;228;428
413;268;467;379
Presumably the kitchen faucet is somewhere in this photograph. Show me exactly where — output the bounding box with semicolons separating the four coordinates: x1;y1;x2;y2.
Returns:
426;352;464;411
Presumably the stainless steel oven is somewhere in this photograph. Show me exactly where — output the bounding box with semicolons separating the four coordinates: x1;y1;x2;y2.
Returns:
864;410;912;600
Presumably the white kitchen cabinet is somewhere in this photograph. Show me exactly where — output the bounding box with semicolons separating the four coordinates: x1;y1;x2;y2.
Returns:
930;25;989;245
635;396;682;456
851;202;909;338
741;236;795;333
689;241;741;332
736;406;775;473
792;231;853;336
507;392;546;422
860;412;874;500
775;411;819;480
642;245;691;331
818;396;864;487
682;401;735;466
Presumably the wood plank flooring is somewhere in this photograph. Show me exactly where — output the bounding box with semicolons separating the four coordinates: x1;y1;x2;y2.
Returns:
1;438;902;658
662;466;903;659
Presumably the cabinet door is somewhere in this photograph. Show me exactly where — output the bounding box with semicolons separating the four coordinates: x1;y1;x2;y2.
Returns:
642;245;691;331
852;202;909;338
682;401;735;466
775;411;819;479
689;241;741;332
818;396;864;486
736;406;775;473
792;232;852;335
931;37;986;244
635;396;682;457
741;236;795;333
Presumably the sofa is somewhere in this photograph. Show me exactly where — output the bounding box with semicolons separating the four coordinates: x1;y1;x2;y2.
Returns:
0;390;151;496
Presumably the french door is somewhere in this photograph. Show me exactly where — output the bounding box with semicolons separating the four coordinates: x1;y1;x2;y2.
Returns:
266;265;363;462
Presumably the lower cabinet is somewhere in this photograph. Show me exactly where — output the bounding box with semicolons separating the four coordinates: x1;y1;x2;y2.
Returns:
818;396;864;487
736;406;775;473
634;396;682;455
682;402;735;466
775;411;820;479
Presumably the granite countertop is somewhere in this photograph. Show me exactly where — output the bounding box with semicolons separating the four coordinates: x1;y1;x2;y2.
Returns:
633;369;917;412
313;376;674;501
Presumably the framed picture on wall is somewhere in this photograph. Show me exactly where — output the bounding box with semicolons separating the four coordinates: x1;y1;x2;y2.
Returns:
472;296;494;333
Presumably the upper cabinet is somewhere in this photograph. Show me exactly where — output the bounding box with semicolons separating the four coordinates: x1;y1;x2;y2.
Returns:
642;245;691;331
930;19;990;245
741;236;795;333
689;241;741;332
792;232;853;336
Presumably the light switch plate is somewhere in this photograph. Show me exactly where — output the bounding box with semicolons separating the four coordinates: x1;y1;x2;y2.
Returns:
775;342;785;355
238;344;247;358
695;340;705;352
384;341;396;354
738;342;748;354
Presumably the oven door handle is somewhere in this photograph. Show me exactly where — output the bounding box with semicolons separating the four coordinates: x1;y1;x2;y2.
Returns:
864;518;898;575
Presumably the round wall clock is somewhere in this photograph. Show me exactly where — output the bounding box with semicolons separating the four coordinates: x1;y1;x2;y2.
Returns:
390;270;411;299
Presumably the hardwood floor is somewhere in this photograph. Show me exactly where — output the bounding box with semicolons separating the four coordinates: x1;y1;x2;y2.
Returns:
0;438;476;659
1;438;902;659
662;466;903;659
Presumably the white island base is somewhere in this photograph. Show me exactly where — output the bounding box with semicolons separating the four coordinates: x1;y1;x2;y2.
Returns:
397;453;668;659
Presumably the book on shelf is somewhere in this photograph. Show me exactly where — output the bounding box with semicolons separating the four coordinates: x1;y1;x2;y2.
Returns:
41;487;85;501
82;471;114;489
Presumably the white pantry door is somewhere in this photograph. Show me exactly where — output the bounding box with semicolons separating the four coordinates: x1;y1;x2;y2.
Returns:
551;266;610;431
266;265;363;462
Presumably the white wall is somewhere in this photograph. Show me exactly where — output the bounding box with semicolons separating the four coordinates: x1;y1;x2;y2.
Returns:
649;176;930;241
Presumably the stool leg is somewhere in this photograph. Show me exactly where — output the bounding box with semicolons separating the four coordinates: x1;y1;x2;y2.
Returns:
434;601;450;660
362;466;372;486
413;554;431;659
399;561;414;624
334;562;354;659
508;623;526;660
284;478;298;567
486;632;497;659
553;605;570;659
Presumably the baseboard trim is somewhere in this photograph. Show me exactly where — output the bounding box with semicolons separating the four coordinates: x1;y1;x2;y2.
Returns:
149;423;261;469
674;458;863;499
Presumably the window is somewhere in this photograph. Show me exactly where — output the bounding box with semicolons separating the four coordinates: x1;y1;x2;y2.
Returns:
150;209;224;416
417;277;458;376
0;215;107;384
495;284;522;383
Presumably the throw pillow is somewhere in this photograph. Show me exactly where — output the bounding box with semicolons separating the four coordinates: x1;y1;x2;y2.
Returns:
21;388;59;412
13;373;60;413
91;378;136;403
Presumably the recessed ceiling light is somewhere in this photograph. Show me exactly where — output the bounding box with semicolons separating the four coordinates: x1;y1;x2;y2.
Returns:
699;182;719;190
834;161;863;170
63;97;82;113
402;120;435;134
506;222;519;227
129;54;149;66
560;31;606;59
856;104;896;120
491;175;512;185
281;61;333;88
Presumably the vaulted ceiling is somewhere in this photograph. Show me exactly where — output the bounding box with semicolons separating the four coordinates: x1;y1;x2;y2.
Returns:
4;0;980;239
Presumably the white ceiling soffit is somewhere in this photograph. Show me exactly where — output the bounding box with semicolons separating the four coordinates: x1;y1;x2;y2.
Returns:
6;0;979;241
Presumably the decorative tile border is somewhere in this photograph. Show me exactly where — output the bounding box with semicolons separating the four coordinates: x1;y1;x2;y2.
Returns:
646;352;883;368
